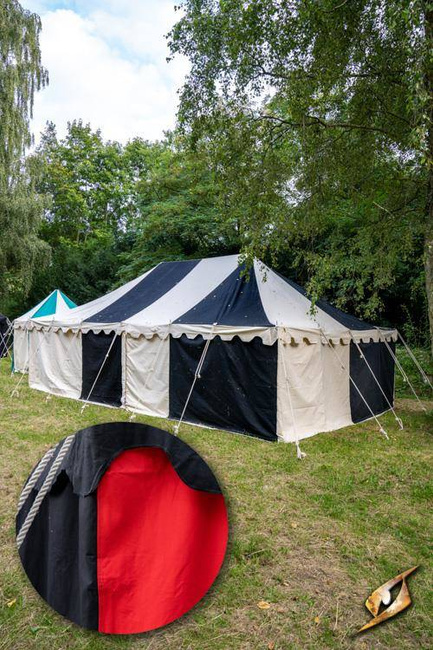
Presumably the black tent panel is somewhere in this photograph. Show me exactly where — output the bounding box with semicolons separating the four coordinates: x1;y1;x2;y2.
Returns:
174;264;273;327
169;335;278;441
17;471;98;630
85;259;199;323
81;331;122;406
349;341;395;423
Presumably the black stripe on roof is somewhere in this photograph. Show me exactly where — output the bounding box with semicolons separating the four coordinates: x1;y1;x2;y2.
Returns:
85;259;199;323
174;263;273;327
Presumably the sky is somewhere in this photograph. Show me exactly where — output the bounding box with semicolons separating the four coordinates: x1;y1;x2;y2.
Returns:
24;0;189;144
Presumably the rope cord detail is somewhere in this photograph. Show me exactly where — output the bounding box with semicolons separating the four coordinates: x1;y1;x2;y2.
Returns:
16;435;75;550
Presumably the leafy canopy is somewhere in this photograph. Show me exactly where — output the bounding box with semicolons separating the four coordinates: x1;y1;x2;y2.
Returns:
0;0;49;306
169;0;431;340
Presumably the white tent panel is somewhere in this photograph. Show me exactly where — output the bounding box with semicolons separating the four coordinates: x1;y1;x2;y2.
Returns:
276;339;351;442
277;339;326;442
124;335;169;417
321;342;352;432
13;328;29;373
29;329;82;398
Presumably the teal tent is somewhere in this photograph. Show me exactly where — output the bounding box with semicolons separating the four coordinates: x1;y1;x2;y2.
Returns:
13;290;77;373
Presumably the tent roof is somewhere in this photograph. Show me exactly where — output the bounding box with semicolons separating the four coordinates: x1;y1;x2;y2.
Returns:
15;290;77;324
24;256;396;344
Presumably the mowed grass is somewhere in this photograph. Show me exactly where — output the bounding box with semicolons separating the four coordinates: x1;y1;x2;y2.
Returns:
0;352;432;650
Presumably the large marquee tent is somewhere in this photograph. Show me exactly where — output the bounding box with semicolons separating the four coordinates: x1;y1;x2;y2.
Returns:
20;255;397;446
13;290;77;373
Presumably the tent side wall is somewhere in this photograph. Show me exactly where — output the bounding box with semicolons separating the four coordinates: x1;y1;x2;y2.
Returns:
29;329;82;399
168;334;278;441
124;335;170;417
13;327;29;372
26;327;396;445
276;339;352;443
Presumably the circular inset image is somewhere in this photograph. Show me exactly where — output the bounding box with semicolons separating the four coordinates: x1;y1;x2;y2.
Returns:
16;422;228;634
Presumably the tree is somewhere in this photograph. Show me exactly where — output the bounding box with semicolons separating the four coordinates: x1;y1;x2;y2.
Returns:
169;0;433;352
117;134;240;282
34;121;138;245
0;0;49;305
19;121;141;310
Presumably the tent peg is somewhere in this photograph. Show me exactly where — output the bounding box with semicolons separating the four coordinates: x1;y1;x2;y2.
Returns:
295;441;306;460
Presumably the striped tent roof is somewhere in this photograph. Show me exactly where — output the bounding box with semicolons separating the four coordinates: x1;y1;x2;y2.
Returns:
27;256;396;344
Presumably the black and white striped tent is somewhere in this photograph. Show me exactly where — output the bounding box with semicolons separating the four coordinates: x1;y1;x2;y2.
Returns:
16;255;397;444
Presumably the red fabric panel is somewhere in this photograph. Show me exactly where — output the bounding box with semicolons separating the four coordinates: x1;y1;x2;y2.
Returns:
97;447;228;634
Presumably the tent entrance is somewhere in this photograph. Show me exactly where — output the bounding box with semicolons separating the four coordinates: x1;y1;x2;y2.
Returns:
169;334;278;441
81;331;122;406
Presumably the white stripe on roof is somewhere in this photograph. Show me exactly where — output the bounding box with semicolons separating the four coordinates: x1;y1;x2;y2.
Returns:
124;255;240;329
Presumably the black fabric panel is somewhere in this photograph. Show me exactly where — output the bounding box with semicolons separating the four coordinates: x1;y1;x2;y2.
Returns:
85;259;199;323
27;423;222;497
169;334;278;441
175;264;273;326
17;472;98;630
65;422;222;495
81;331;122;406
276;271;373;331
350;341;395;423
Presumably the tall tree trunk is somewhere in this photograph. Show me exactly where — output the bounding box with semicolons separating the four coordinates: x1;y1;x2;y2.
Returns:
425;6;433;358
426;227;433;357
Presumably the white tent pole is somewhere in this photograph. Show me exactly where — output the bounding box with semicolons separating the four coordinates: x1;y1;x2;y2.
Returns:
351;335;404;430
320;329;389;439
16;434;75;550
80;331;119;413
10;325;51;398
173;324;217;436
376;328;427;412
279;333;306;459
397;331;433;391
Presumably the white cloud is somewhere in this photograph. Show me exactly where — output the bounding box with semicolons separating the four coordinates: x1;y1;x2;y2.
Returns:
26;1;189;144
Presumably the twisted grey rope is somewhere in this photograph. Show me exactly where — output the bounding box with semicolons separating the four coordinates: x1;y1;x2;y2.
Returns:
16;435;75;550
17;447;56;512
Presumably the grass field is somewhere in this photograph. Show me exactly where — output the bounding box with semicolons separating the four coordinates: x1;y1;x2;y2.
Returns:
0;350;432;650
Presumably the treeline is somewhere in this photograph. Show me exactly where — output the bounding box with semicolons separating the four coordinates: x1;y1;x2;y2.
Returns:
2;119;427;347
4;121;240;316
